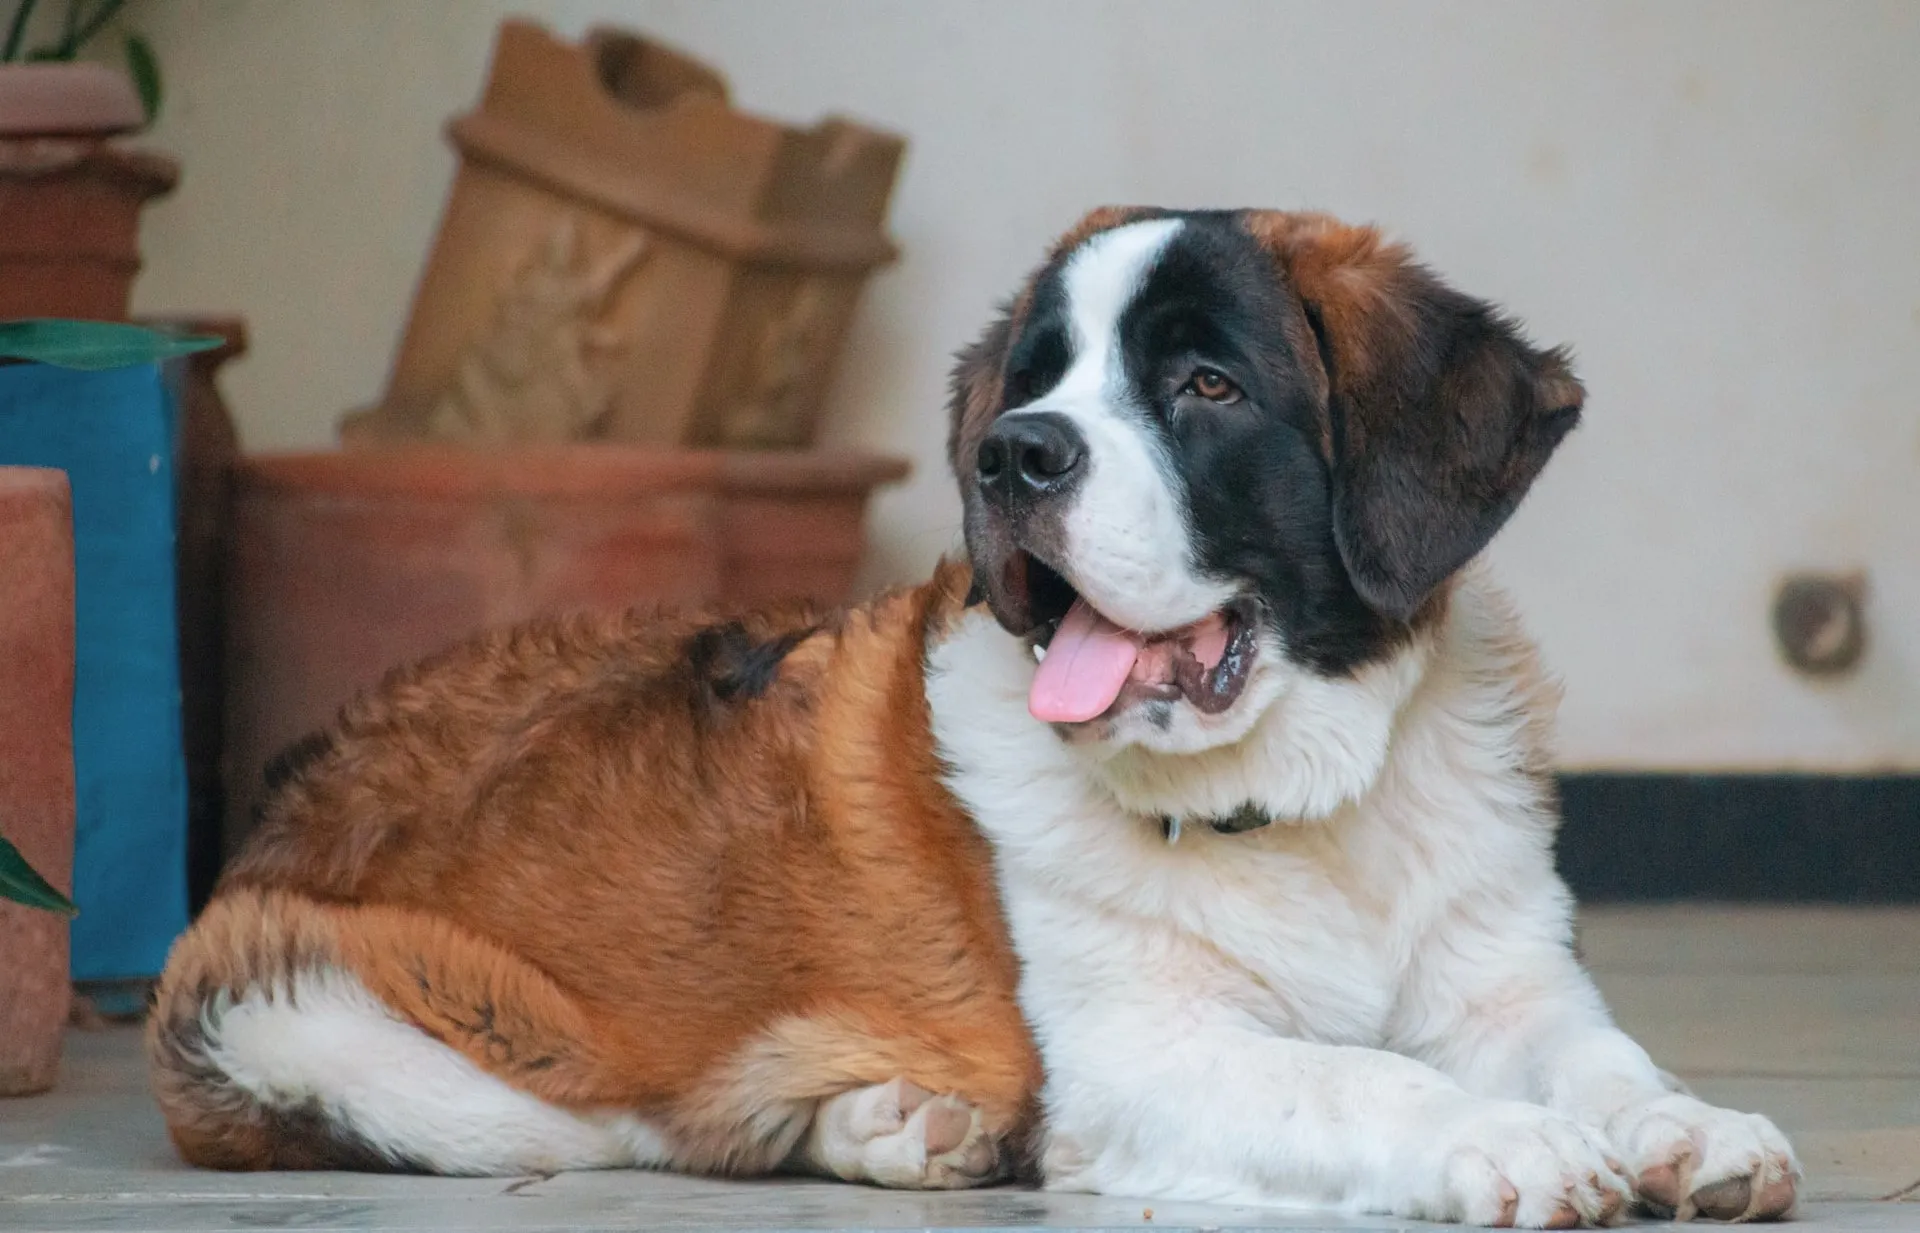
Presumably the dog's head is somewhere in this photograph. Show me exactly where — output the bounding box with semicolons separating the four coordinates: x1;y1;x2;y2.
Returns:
950;208;1582;752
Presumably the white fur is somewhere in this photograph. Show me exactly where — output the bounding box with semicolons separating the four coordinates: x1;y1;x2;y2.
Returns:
926;566;1798;1221
194;966;668;1176
1016;218;1237;634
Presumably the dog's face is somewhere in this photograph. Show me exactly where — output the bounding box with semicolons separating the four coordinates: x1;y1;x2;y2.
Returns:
950;208;1583;754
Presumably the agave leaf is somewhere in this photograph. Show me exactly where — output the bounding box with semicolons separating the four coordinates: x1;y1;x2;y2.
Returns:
0;834;76;917
2;0;39;63
0;319;219;369
64;0;126;56
123;31;158;123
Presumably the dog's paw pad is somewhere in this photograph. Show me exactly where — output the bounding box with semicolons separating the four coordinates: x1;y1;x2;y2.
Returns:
1428;1101;1632;1227
1608;1095;1798;1221
916;1095;975;1157
802;1079;1001;1190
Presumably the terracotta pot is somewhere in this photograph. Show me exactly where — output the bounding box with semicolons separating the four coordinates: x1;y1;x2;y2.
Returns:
0;63;176;322
221;446;906;858
715;453;914;607
141;317;248;910
342;20;902;448
0;468;77;1097
0;61;142;136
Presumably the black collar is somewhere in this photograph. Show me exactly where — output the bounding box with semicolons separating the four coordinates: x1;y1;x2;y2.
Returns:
1159;802;1272;843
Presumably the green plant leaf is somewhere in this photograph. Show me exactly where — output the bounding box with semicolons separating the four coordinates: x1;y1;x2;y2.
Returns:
0;319;220;369
2;0;39;63
24;43;73;61
123;30;158;123
63;0;126;57
0;834;76;917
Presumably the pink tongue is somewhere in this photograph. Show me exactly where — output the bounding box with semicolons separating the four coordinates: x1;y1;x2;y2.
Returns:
1028;598;1145;724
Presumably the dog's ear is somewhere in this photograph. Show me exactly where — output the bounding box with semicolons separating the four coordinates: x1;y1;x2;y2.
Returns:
1246;212;1584;623
946;302;1017;486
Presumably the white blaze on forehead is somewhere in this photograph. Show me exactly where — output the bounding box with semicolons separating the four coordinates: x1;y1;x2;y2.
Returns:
1060;218;1185;373
1022;216;1235;634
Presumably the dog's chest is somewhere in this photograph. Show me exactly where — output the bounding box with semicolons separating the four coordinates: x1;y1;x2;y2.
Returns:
926;634;1425;1047
1031;821;1409;1046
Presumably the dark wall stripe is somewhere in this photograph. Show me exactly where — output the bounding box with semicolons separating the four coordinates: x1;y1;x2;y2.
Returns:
1557;773;1920;903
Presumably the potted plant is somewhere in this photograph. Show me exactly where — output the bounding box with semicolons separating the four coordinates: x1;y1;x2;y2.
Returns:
0;832;76;1097
0;0;174;320
0;463;77;1098
0;838;74;915
0;321;217;1092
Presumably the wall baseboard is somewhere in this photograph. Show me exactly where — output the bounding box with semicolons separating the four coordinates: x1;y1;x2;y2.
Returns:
1557;773;1920;902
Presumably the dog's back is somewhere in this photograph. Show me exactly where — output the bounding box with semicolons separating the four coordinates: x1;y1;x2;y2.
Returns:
148;567;1039;1180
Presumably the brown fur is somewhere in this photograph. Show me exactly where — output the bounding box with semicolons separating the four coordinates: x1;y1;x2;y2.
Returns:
148;564;1040;1174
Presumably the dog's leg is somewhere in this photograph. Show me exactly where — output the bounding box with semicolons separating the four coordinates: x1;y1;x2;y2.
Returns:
793;1077;1001;1188
1034;1004;1630;1226
148;888;666;1175
1394;902;1799;1222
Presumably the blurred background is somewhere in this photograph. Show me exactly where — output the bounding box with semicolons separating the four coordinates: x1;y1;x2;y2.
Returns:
130;0;1917;772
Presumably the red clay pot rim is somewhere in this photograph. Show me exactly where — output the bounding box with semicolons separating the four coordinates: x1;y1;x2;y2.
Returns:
0;466;72;499
237;447;911;500
0;62;143;138
0;139;179;190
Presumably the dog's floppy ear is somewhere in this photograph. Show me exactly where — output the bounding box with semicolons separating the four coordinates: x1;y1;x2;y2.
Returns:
946;302;1016;485
1247;212;1584;623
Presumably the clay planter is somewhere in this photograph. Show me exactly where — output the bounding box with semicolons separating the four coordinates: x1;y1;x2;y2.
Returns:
0;468;77;1097
0;63;177;321
222;447;907;857
143;317;248;909
341;20;902;448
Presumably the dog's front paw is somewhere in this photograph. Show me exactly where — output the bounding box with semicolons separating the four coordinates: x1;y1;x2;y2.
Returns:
1603;1093;1797;1221
800;1077;1001;1189
1409;1099;1632;1227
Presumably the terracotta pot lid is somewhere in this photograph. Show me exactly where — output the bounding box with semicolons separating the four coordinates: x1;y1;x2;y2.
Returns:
0;62;143;137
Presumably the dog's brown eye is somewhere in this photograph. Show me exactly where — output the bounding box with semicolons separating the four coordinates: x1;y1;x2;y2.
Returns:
1186;368;1241;403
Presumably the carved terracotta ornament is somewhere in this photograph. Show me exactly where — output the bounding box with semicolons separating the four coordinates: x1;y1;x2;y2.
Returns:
427;217;652;443
343;21;902;449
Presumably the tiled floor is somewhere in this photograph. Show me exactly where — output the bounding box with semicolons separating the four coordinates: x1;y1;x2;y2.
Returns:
1;907;1915;1232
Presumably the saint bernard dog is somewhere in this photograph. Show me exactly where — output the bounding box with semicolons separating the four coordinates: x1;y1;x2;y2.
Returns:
150;208;1798;1225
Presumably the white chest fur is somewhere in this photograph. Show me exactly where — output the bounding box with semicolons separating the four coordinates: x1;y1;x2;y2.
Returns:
924;570;1565;1075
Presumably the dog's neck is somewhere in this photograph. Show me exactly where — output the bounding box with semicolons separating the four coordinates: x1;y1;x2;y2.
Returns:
922;579;1548;851
1082;638;1434;831
1154;801;1274;844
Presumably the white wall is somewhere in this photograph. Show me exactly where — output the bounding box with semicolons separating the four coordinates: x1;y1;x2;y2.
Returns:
126;0;1920;771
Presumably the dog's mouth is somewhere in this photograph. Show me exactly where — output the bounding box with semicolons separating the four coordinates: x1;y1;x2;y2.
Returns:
1013;554;1260;725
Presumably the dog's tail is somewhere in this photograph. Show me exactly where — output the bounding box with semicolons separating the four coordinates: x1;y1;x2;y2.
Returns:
146;886;649;1175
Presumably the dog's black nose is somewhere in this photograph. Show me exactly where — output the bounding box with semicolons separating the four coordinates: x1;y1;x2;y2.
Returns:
976;413;1086;505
